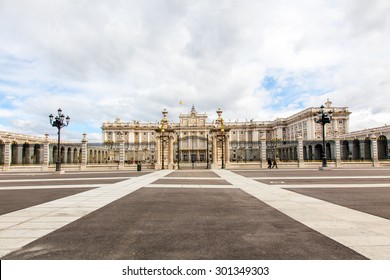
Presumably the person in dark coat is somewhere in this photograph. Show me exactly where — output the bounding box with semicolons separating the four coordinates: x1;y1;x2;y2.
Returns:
272;158;278;169
267;158;272;169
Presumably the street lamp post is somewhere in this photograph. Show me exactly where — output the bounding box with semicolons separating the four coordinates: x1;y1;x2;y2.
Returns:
206;132;210;169
315;105;333;168
161;126;165;170
220;121;225;169
49;108;70;172
191;132;195;169
221;134;225;169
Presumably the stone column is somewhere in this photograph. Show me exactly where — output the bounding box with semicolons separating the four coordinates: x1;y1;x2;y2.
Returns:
168;133;174;169
3;139;12;171
335;136;341;167
211;134;218;169
80;133;88;170
155;135;161;169
118;140;125;169
42;134;50;171
370;134;379;167
260;133;267;168
297;135;304;168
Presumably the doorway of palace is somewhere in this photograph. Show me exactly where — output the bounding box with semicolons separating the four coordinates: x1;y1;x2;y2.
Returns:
175;135;211;169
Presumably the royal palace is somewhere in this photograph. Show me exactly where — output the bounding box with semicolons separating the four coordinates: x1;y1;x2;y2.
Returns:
1;100;389;171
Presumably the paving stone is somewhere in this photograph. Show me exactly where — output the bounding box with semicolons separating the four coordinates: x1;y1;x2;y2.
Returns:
2;168;390;260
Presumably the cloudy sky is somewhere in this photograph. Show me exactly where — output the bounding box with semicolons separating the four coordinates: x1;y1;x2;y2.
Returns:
1;0;389;142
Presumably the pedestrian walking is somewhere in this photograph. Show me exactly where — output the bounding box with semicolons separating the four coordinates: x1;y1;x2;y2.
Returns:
267;158;272;169
272;158;278;169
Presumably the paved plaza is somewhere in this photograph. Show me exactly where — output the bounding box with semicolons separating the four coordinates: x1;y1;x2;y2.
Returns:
1;168;390;259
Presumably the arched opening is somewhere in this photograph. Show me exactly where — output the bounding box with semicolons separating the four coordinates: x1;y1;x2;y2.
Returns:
61;147;66;163
342;141;349;160
378;136;388;160
33;144;41;164
73;148;79;163
314;144;322;160
67;147;72;163
0;140;4;164
353;139;361;160
364;138;371;160
11;142;19;164
326;143;332;160
303;146;308;160
52;145;58;163
308;145;313;160
22;143;30;164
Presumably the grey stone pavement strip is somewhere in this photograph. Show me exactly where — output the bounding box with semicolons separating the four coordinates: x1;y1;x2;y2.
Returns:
145;184;238;188
0;185;103;190
0;170;172;258
215;170;390;260
0;177;132;183
2;169;390;259
159;177;225;180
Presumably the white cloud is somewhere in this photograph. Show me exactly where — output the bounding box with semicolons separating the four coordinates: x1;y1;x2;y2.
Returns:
0;0;390;141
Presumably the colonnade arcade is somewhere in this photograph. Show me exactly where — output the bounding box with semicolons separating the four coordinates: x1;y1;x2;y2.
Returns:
1;133;388;170
0;133;112;171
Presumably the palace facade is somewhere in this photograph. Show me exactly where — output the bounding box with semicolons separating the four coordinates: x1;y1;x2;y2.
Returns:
1;100;389;171
101;100;360;169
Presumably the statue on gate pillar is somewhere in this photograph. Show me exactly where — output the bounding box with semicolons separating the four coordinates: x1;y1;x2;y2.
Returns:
210;108;231;169
155;109;175;170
